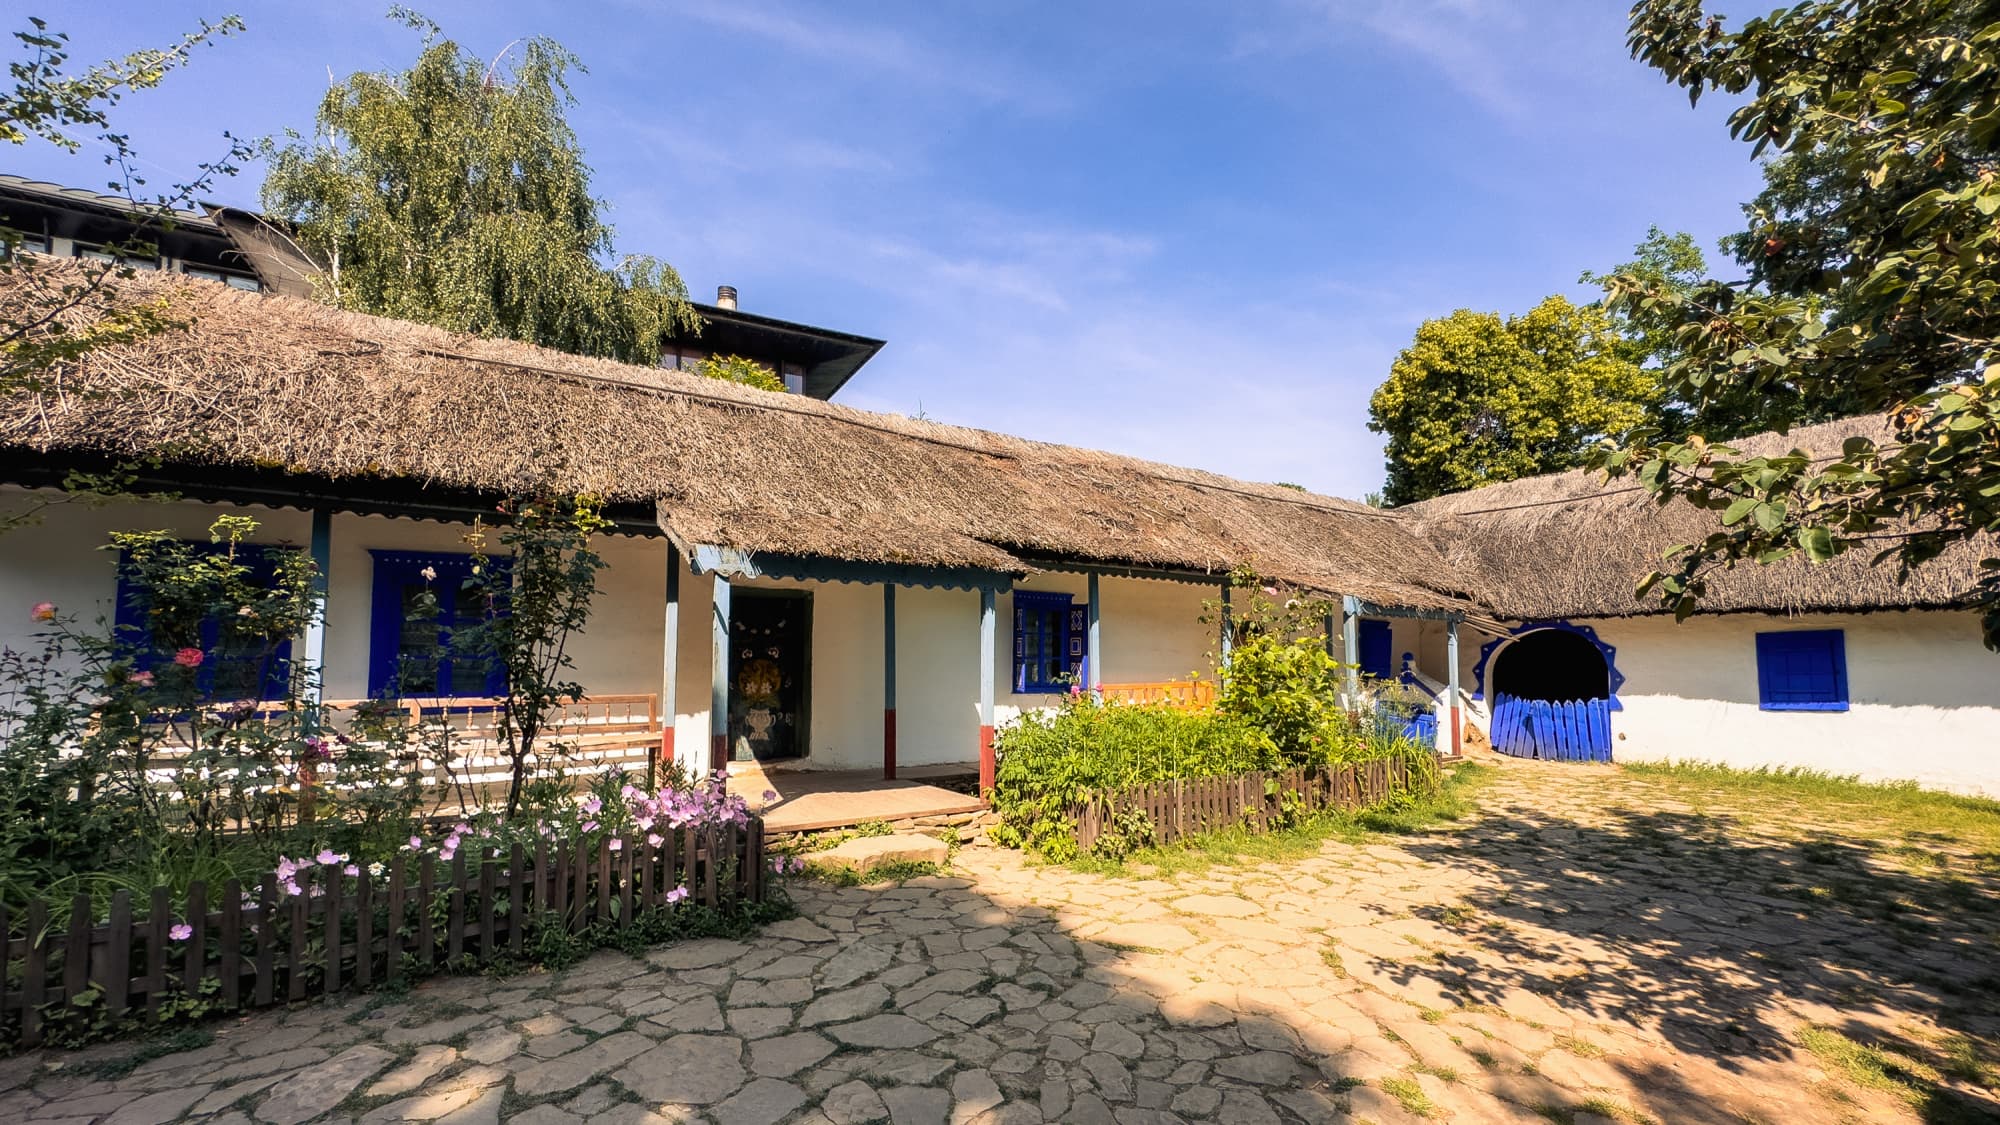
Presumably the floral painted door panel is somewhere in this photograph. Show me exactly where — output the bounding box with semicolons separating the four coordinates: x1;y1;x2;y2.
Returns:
729;590;810;761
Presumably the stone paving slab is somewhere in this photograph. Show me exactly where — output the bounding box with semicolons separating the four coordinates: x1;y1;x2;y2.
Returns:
10;758;1999;1123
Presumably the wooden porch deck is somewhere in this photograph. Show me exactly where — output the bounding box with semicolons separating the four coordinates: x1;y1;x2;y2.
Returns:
729;761;986;834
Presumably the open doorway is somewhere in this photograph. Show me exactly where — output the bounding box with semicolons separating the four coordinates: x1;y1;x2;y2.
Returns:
1489;626;1613;761
729;589;811;762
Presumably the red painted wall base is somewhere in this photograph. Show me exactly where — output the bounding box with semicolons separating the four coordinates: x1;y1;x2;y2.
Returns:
978;724;996;796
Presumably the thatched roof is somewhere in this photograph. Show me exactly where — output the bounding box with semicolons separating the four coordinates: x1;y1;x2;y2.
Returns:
0;263;1469;610
1403;415;1991;619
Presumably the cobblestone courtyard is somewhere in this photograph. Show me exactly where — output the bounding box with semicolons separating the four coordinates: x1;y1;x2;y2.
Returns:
6;759;1997;1124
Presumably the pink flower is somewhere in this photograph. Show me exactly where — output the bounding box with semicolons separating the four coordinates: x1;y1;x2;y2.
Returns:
406;836;423;851
343;864;359;877
646;833;663;847
608;838;623;852
315;849;339;866
30;601;56;622
665;885;690;905
762;790;778;802
169;923;193;941
173;647;204;668
129;670;154;687
582;821;599;833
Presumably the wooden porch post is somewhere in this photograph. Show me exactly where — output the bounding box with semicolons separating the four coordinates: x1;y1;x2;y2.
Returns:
1086;571;1102;696
709;575;731;781
883;583;897;781
1218;582;1233;666
1342;595;1362;703
660;544;680;780
1446;615;1462;758
300;507;332;712
978;587;996;795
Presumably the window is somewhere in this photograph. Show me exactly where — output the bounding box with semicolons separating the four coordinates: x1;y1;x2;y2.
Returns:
1756;629;1848;711
2;229;49;257
782;362;806;394
1359;619;1393;678
1013;591;1087;694
74;243;160;270
368;551;508;698
113;542;294;702
659;345;707;372
182;264;262;291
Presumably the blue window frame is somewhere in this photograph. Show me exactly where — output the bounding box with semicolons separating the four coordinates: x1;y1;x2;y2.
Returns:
1756;629;1848;711
1013;591;1087;694
113;541;295;702
368;551;508;698
1359;619;1393;678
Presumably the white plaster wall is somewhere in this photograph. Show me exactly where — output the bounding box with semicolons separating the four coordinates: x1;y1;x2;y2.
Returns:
1594;611;2000;796
0;488;310;660
1404;608;2000;797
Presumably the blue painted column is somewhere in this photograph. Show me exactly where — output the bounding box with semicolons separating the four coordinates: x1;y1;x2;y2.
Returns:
978;587;996;795
300;507;332;713
1342;595;1362;703
660;544;680;783
1086;571;1102;695
883;583;897;780
1446;616;1462;758
709;575;731;781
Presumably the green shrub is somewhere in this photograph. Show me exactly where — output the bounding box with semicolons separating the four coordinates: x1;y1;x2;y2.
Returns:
1215;631;1347;762
989;696;1276;860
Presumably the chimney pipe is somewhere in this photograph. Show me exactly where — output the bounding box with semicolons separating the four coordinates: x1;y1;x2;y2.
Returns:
716;285;738;310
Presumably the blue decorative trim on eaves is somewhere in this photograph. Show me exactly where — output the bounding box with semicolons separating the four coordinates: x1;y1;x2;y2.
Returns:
686;545;1016;593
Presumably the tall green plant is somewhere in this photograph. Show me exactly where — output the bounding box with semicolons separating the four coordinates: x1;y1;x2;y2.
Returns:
259;10;699;365
451;493;610;817
1607;1;2000;647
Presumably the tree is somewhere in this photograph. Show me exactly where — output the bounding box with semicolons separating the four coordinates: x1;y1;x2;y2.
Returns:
1582;226;1708;371
2;15;248;397
1603;1;2000;647
1368;296;1658;504
260;11;698;366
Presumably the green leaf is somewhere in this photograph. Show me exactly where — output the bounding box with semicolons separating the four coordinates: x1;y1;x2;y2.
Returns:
1722;497;1758;526
1798;526;1835;562
1753;503;1785;534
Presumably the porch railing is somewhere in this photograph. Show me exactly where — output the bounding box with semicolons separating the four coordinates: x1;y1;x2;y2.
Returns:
1097;680;1217;710
138;693;665;799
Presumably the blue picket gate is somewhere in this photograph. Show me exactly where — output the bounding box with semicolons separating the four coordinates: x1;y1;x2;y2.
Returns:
1489;694;1611;762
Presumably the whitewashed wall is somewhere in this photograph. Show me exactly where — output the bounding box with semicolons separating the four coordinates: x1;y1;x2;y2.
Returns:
1405;607;2000;797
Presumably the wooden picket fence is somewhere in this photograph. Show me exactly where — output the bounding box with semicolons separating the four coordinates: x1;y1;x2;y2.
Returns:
1074;758;1418;853
0;818;765;1048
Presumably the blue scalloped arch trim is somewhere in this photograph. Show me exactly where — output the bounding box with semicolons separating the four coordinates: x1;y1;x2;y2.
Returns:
1472;620;1624;711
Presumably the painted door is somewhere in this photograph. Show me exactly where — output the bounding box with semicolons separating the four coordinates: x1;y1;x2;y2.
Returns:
729;590;810;761
1359;619;1393;679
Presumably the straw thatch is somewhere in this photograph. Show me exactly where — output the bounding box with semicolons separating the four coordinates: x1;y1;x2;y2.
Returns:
0;263;1469;610
1403;414;1992;619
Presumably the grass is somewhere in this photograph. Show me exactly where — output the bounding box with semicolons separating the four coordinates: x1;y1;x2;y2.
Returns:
1068;762;1490;878
1797;1024;1999;1123
804;858;944;886
1620;761;2000;849
1379;1075;1436;1117
71;1027;215;1079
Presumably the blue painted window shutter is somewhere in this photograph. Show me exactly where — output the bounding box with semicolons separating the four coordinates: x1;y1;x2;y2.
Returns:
368;551;509;698
1755;629;1848;711
1359;619;1393;679
1013;591;1084;693
113;541;294;702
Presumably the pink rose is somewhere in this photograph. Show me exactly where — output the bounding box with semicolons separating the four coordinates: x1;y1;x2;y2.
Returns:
129;670;155;687
173;647;204;668
30;601;56;622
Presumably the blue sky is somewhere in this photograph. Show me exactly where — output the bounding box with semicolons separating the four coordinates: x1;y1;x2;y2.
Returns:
11;1;1764;499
